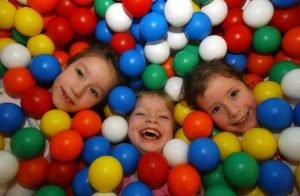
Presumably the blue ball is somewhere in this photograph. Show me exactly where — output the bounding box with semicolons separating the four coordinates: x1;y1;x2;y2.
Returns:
151;0;165;15
95;20;113;43
111;143;140;176
139;12;168;42
29;54;61;85
130;20;145;43
225;53;247;73
135;44;145;56
0;102;25;134
184;12;212;41
258;160;294;196
188;138;220;172
271;0;299;8
72;167;95;196
121;182;153;196
82;136;111;165
293;102;300;126
108;85;136;114
256;98;293;132
119;49;146;78
129;77;143;90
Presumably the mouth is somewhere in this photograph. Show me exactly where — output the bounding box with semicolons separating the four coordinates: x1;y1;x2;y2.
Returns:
61;87;75;105
233;112;249;126
139;128;161;140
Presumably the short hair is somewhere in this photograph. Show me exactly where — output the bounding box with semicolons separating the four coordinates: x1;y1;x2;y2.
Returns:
183;60;245;109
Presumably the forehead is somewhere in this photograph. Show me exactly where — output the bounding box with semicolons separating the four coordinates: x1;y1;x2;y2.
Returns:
136;94;169;110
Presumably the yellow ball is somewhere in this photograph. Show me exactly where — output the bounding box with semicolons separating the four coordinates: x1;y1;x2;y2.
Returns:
173;101;193;126
238;186;266;196
0;134;4;150
212;131;242;161
242;127;277;161
253;81;283;104
27;34;55;56
14;7;43;36
0;1;16;29
295;164;300;190
191;1;201;12
103;104;115;117
88;156;123;193
174;127;190;144
40;109;72;138
0;38;15;52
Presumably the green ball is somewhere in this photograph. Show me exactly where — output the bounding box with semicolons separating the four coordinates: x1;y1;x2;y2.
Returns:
94;0;114;18
142;64;168;90
252;25;281;54
173;49;199;76
34;185;66;196
223;152;259;189
0;60;7;79
202;164;229;189
194;0;214;4
11;28;29;45
204;184;236;196
210;127;220;138
10;127;45;159
269;60;299;84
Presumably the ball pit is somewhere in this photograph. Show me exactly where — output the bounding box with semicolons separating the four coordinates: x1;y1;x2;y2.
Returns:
1;0;300;195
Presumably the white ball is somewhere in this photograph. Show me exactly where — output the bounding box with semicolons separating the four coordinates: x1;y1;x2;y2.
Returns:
281;69;300;101
243;0;274;29
166;26;188;51
0;43;31;68
201;0;228;26
101;115;128;143
278;127;300;162
0;151;19;184
16;0;28;5
144;40;170;64
92;192;117;196
199;35;227;61
164;76;183;102
5;182;35;196
163;139;188;167
164;0;193;27
105;3;133;32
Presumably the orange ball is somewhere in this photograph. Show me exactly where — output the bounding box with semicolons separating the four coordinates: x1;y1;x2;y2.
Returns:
282;26;300;59
69;41;90;57
183;111;213;141
162;57;175;78
72;109;102;139
53;49;70;67
28;0;57;14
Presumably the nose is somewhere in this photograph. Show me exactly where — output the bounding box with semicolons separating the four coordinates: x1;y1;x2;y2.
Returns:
224;102;240;118
146;115;158;124
71;83;86;98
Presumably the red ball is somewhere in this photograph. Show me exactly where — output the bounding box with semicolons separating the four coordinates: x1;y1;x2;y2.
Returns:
17;156;48;189
182;111;213;141
123;0;152;17
275;50;300;65
244;73;263;90
69;8;97;36
247;52;274;77
72;109;102;139
224;25;252;53
222;8;244;31
53;50;70;67
69;41;90;57
282;26;300;59
46;16;74;45
110;32;136;55
21;86;53;119
137;152;169;189
72;0;93;6
50;129;83;162
55;0;77;18
224;0;246;8
3;67;36;98
168;164;201;196
270;6;300;33
28;0;57;14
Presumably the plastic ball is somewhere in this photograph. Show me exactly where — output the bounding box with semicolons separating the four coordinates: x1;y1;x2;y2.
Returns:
281;69;300;100
142;63;168;90
224;25;252;53
137;152;169;189
269;60;298;84
72;167;95;196
40;109;72;138
256;98;293;132
167;163;201;196
11;28;29;46
46;16;74;45
0;1;16;29
69;41;90;57
144;40;170;64
212;131;241;161
296;164;300;190
121;181;152;196
27;34;55;56
223;152;259;188
3;182;35;196
188;138;220;172
294;102;300;126
199;35;227;61
162;57;175;77
241;127;277;161
271;0;299;8
123;0;152;17
55;0;77;18
247;52;274;78
205;184;236;196
105;3;133;32
94;20;112;43
0;43;31;68
0;151;19;185
225;53;247;73
82;136;111;165
164;0;193;27
72;0;93;6
0;102;25;135
34;185;65;196
173;101;193;126
28;0;57;13
201;0;228;26
14;7;43;36
184;12;212;41
0;134;4;150
119;49;146;78
183;111;213;140
278;127;300;162
101;115;128;143
173;46;199;76
110;32;136;55
201;164;229;189
53;50;69;67
166;26;188;51
0;38;16;53
88;156;123;192
221;7;244;31
94;0;114;18
152;0;165;15
258;160;294;196
174;128;190;144
252;81;283;103
162;139;188;167
164;76;183;102
70;8;97;36
242;0;274;29
111;143;140;176
108;86;136;114
3;67;36;97
10;127;45;159
130;20;144;43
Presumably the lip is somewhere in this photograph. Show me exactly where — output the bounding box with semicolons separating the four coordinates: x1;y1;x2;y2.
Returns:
139;127;161;140
233;112;249;126
61;87;75;105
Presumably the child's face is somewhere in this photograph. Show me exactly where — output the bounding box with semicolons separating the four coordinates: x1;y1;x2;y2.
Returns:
128;94;174;154
196;76;257;133
51;55;117;113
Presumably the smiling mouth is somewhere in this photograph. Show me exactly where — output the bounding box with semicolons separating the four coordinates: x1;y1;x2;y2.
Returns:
233;112;249;126
61;87;75;105
139;128;161;140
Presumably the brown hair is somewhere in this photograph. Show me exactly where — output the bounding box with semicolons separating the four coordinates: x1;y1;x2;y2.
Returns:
183;60;245;109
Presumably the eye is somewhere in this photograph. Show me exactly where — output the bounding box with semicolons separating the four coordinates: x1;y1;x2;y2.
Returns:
230;90;239;98
135;112;145;116
76;68;84;79
159;115;170;120
90;88;98;97
211;106;220;114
